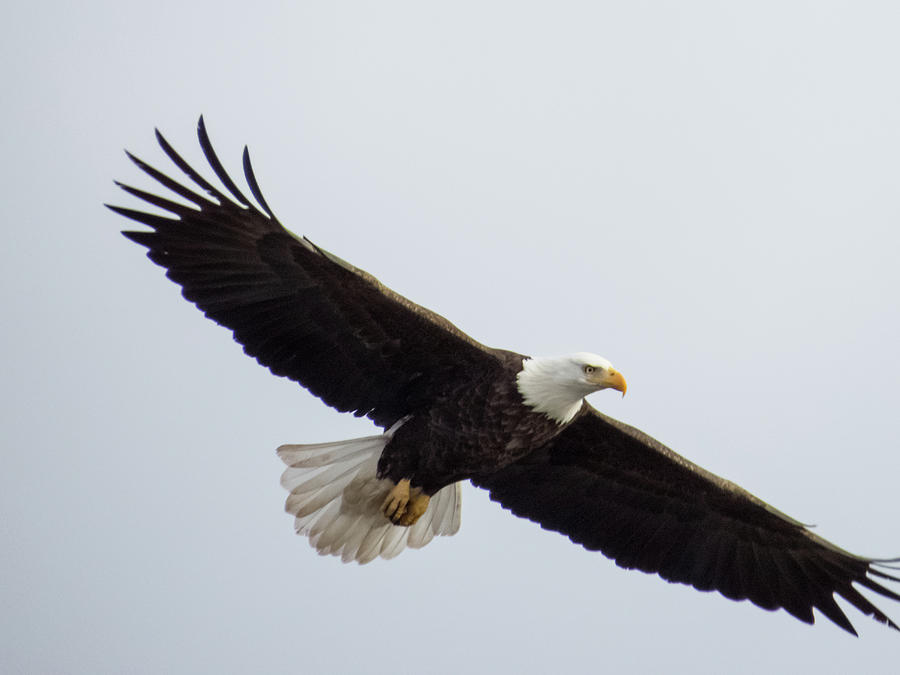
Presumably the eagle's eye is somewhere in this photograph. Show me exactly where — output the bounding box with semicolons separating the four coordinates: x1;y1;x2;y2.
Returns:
583;365;595;375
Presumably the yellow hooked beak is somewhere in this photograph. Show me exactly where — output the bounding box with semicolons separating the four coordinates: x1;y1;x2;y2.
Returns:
601;369;627;397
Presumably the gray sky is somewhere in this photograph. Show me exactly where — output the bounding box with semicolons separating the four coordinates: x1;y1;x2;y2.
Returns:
4;2;900;673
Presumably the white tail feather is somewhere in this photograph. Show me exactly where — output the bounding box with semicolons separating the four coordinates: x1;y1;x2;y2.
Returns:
277;434;461;563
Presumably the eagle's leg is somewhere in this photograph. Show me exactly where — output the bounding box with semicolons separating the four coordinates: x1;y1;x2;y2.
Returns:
380;478;430;526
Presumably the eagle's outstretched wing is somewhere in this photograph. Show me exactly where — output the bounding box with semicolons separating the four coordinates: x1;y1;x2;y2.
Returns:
110;117;502;428
473;405;900;635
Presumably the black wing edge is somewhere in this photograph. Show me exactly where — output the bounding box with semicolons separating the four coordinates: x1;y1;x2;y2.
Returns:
797;538;900;636
107;116;281;232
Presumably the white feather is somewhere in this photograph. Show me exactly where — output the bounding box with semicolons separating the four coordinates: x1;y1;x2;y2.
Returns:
356;523;393;564
380;525;411;560
276;431;462;563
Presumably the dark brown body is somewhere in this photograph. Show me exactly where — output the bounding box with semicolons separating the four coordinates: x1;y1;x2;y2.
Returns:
378;352;566;493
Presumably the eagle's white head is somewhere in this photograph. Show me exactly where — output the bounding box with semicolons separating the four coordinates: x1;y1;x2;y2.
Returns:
516;352;627;425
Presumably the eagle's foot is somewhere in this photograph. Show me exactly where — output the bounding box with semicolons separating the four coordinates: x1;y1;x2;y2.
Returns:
381;479;430;526
381;478;411;523
395;489;430;527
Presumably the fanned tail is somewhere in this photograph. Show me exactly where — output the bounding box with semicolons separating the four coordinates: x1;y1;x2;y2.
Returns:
277;435;461;563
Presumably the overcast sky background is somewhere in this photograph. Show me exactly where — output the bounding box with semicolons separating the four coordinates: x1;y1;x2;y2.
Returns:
4;2;900;673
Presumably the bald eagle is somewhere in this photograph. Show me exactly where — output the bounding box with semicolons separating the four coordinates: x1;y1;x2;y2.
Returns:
111;118;900;636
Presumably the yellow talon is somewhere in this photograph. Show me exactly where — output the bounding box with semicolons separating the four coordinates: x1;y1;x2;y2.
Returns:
396;489;430;526
380;479;430;526
381;478;411;522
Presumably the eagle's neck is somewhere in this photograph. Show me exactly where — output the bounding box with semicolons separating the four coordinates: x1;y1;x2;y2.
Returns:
516;356;586;425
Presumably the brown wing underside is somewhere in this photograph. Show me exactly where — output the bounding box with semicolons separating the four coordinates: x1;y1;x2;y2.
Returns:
110;117;502;428
473;405;900;636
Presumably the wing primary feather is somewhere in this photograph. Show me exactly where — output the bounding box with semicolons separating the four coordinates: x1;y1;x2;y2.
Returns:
154;126;230;204
869;566;900;582
771;552;816;624
815;594;857;636
118;229;159;248
196;116;252;207
124;151;211;207
837;583;900;631
855;574;900;604
871;558;900;570
108;206;175;231
799;556;858;634
113;181;198;217
242;146;277;219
